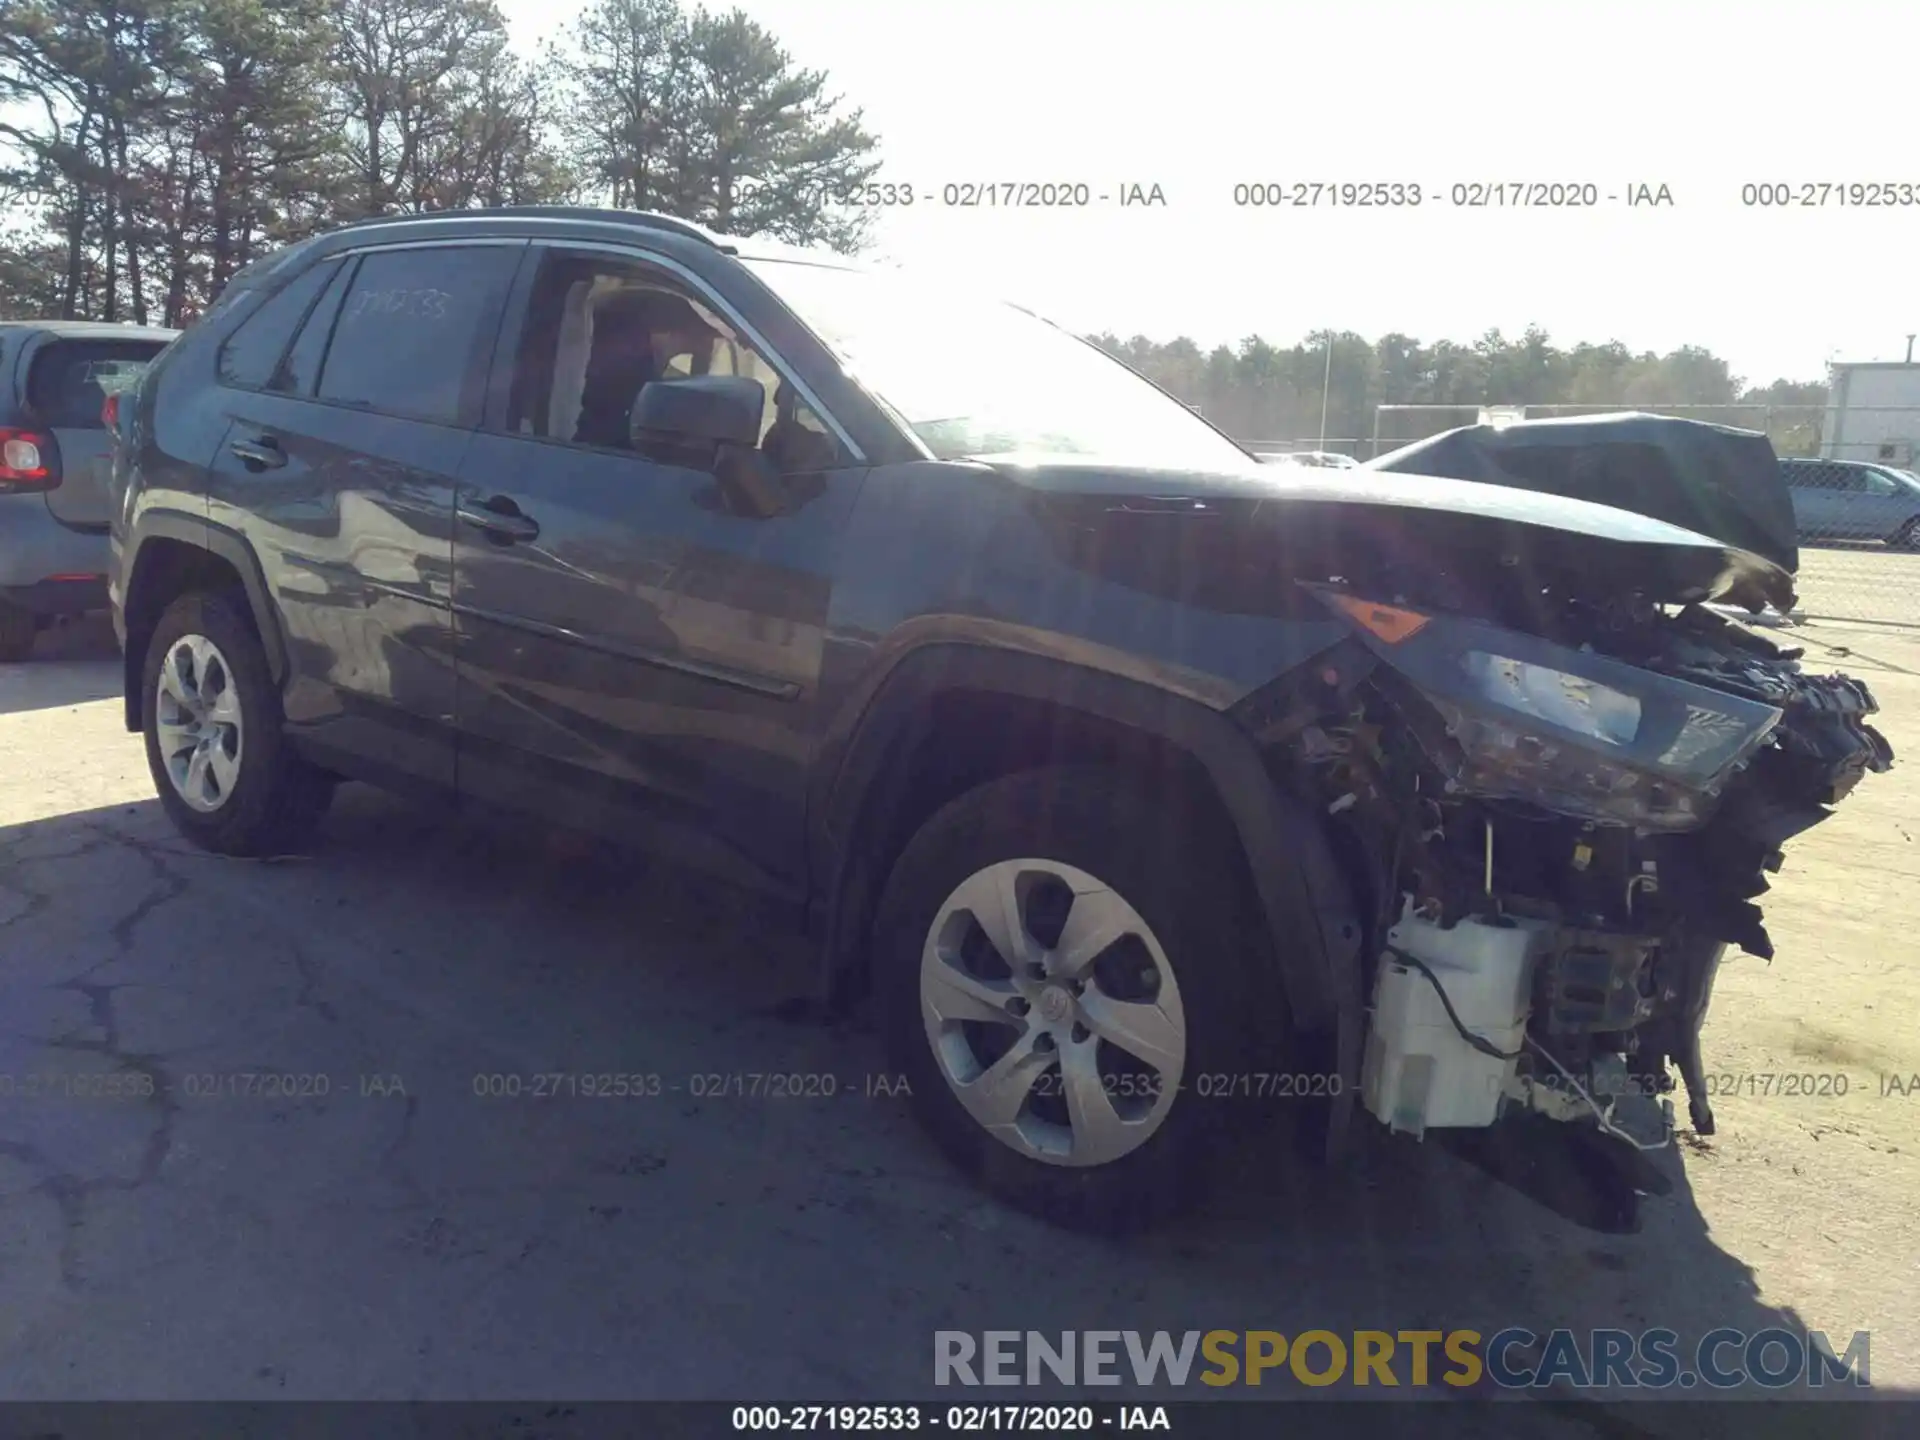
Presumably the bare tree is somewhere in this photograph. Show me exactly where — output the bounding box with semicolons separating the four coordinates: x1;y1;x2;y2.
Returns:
545;0;689;211
1;0;885;321
330;0;511;217
415;33;574;209
674;7;881;251
0;0;174;317
177;0;343;298
547;0;882;251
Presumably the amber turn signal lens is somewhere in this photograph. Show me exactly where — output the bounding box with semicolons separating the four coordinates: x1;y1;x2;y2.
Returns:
1327;593;1431;644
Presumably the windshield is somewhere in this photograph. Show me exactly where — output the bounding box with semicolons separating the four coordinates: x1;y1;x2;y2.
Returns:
743;258;1254;469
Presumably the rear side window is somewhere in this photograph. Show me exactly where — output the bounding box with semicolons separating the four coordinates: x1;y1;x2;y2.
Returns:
25;339;168;428
1783;462;1856;491
218;259;342;390
316;245;521;426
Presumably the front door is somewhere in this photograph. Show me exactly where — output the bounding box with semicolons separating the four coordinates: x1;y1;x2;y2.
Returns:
1856;467;1913;539
449;243;866;894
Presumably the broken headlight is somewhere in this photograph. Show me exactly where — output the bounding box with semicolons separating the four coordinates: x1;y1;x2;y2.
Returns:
1314;592;1783;830
1460;653;1643;747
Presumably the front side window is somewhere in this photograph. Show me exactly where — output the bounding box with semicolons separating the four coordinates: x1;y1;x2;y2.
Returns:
500;251;846;474
742;257;1254;469
317;246;521;426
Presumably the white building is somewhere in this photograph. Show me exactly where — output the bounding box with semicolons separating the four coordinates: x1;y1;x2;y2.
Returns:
1823;361;1920;465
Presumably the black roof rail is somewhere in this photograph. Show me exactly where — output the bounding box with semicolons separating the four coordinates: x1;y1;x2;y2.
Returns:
333;205;735;251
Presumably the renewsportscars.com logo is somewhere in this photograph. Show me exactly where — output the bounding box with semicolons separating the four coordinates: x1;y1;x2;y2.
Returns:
934;1328;1871;1390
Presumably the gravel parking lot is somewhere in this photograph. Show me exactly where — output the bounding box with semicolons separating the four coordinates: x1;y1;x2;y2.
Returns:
1;616;1916;1424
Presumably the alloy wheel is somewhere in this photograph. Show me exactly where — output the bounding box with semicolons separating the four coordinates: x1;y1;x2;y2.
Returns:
919;858;1186;1167
153;633;245;813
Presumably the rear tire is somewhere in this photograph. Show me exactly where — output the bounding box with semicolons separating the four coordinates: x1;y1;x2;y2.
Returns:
872;765;1281;1233
141;591;334;855
1896;517;1920;550
0;601;36;661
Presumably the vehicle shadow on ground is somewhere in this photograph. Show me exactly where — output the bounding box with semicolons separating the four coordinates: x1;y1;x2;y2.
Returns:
0;616;122;715
0;786;1876;1420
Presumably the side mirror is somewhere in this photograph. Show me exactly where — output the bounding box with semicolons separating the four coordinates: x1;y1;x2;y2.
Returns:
632;374;787;518
631;374;764;448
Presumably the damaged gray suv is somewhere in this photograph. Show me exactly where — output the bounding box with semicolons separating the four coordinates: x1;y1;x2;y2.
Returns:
110;207;1892;1232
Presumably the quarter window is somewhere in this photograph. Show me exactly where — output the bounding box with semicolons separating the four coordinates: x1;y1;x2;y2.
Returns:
217;259;340;390
276;262;355;398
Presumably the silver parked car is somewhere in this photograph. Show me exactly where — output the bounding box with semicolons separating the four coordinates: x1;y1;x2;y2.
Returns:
1778;457;1920;547
1254;449;1358;469
0;320;177;658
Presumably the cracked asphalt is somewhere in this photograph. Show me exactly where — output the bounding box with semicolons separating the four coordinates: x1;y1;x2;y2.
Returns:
1;617;1917;1420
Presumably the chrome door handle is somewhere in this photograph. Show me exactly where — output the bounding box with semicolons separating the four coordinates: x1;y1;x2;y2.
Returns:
456;497;539;543
229;436;285;470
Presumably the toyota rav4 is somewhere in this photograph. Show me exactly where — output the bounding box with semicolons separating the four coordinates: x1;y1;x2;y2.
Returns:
110;207;1892;1232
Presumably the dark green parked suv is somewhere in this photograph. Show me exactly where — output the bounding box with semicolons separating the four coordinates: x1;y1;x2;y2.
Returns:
110;207;1891;1231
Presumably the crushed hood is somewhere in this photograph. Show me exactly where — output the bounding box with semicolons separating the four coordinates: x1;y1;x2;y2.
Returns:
1365;411;1799;578
990;453;1796;616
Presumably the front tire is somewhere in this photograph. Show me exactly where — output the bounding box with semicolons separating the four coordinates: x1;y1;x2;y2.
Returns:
141;591;333;855
872;765;1279;1233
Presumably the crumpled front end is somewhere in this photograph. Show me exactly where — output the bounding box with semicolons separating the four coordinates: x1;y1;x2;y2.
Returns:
1245;581;1891;1191
1367;410;1803;582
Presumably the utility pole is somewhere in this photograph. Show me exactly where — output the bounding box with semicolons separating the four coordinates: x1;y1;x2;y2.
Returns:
1318;331;1334;452
1906;333;1915;364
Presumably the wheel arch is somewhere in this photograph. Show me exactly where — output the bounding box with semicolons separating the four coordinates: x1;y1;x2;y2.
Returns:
121;513;287;732
811;643;1365;1041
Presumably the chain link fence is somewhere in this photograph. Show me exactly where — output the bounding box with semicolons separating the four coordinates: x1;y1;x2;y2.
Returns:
1246;403;1920;627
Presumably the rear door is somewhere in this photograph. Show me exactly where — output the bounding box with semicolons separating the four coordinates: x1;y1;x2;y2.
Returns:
1787;462;1851;540
18;333;170;527
202;239;524;790
1827;465;1881;538
1780;462;1829;537
1779;463;1811;532
1812;462;1914;539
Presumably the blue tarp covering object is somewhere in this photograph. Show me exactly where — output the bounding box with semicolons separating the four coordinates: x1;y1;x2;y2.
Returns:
1365;411;1800;580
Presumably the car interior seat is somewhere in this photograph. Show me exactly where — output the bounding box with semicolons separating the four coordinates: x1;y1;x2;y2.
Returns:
574;290;667;451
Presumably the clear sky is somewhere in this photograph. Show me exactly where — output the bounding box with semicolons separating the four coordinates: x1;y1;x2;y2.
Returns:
504;0;1919;388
